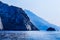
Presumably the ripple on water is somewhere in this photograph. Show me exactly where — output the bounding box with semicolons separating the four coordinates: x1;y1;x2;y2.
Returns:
0;31;60;40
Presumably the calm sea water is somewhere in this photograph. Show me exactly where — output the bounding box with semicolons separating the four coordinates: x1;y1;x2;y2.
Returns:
0;31;60;40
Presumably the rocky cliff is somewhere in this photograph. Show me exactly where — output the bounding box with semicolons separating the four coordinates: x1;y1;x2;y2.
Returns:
0;1;38;31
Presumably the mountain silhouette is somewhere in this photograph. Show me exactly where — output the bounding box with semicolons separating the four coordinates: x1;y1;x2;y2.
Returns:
0;1;60;31
0;1;38;31
24;9;60;31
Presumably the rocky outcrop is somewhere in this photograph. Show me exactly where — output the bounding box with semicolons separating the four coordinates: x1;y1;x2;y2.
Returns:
47;27;56;31
0;1;38;31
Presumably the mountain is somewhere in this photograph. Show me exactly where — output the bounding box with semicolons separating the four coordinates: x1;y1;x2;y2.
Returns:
24;9;60;31
0;1;38;31
0;1;60;31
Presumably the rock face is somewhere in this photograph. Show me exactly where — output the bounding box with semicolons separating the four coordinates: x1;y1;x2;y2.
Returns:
0;1;38;31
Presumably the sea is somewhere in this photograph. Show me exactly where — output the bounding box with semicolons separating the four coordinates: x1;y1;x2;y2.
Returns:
0;31;60;40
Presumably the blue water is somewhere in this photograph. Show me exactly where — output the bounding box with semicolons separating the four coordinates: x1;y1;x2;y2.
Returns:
0;31;60;40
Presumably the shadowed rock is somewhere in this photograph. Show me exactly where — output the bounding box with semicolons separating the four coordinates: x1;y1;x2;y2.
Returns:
47;27;56;31
0;1;38;31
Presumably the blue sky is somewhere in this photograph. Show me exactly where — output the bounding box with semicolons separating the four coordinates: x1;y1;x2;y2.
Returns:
0;0;60;26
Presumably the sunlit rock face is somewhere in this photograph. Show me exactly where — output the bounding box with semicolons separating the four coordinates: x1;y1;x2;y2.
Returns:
0;18;3;30
0;1;38;31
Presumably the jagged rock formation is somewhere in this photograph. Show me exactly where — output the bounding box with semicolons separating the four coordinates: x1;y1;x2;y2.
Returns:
0;1;38;31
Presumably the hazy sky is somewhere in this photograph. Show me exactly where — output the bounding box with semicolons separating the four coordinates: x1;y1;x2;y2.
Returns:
0;0;60;26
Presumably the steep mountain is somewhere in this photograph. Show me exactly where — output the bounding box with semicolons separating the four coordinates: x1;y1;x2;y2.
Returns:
24;10;60;31
0;1;38;31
